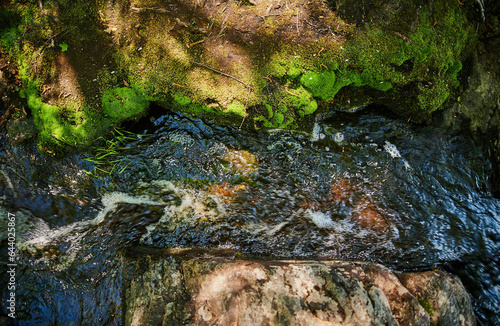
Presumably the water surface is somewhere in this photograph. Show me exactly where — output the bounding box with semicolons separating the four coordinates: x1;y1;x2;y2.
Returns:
1;108;499;324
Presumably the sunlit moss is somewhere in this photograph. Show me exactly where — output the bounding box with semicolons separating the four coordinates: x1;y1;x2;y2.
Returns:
102;86;150;121
300;71;336;101
1;0;478;152
225;101;247;117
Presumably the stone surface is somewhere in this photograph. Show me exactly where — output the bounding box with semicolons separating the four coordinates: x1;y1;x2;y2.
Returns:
6;118;37;144
398;271;477;326
123;250;475;326
439;0;500;195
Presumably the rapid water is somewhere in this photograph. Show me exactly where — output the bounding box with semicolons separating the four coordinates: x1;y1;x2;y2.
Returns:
1;108;499;325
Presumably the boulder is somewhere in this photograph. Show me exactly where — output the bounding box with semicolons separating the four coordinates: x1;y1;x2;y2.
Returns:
0;0;478;150
123;250;475;326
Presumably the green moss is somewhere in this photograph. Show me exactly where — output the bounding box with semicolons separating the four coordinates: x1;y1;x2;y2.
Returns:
0;9;22;52
102;86;150;121
174;94;192;106
25;81;100;151
300;71;336;101
340;1;474;113
254;103;294;129
265;104;274;119
286;86;318;117
2;0;478;148
258;1;474;115
418;298;434;317
287;67;303;79
225;101;246;117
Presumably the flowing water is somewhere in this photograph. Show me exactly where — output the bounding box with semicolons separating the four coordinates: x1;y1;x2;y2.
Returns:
1;107;499;325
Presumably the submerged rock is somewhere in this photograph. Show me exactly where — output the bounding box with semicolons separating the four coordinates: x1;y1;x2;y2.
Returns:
351;198;388;230
123;250;475;326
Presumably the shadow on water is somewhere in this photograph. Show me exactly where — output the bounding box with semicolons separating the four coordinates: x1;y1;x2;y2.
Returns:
1;108;499;324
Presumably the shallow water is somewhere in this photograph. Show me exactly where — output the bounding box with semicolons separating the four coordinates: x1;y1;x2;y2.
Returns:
1;108;499;324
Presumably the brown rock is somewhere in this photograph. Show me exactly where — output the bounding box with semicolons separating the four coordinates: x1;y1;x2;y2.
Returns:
351;198;388;230
330;179;353;202
398;270;477;326
123;251;475;325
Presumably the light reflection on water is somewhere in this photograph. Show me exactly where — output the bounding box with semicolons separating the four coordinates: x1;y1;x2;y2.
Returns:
1;108;499;324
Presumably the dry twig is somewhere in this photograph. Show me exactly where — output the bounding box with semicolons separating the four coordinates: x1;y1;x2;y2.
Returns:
190;60;251;89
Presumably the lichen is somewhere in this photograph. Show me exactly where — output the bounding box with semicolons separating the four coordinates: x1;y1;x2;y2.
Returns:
418;298;434;317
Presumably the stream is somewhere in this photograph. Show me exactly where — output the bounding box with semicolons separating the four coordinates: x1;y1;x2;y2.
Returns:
1;107;499;325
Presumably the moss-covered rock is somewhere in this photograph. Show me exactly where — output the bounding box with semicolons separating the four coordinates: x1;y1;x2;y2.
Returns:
102;86;150;121
300;71;337;101
0;0;478;151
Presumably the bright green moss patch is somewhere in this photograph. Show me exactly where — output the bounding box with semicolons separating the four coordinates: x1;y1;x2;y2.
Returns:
287;67;303;79
341;0;475;113
174;94;192;106
300;71;336;101
286;87;318;117
102;86;150;121
225;101;247;117
24;81;115;151
255;103;294;129
254;86;316;129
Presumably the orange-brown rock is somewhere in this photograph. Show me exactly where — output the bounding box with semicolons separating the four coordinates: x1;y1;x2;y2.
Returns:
330;179;353;202
209;182;246;201
351;198;388;230
123;251;476;326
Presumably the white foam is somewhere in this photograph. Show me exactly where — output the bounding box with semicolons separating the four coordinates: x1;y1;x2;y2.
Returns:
267;221;289;236
94;192;159;225
383;141;412;169
383;141;401;158
334;132;344;143
311;123;321;141
168;131;194;147
305;209;336;228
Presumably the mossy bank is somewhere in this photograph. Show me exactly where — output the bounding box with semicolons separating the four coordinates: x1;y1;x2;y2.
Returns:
0;0;477;152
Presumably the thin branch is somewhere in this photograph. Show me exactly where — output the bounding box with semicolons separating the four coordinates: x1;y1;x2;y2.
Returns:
189;60;252;130
190;60;251;89
257;14;280;22
130;6;167;13
33;27;75;74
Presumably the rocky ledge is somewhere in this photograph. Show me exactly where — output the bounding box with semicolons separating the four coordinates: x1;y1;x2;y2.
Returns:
123;250;475;326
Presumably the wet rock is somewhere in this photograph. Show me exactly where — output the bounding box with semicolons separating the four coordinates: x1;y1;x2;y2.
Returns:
330;178;353;203
221;149;259;176
0;207;49;244
123;251;475;325
442;54;500;195
351;198;388;230
209;182;246;201
440;2;500;195
6;118;37;144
